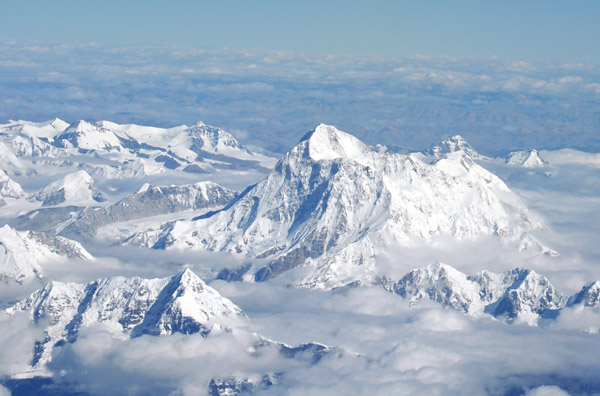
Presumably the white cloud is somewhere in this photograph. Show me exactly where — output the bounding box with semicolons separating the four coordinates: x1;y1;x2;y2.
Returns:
525;385;571;396
558;76;583;84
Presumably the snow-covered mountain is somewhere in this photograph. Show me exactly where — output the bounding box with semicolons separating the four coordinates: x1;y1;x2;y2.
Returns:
0;225;92;284
385;262;564;325
53;120;124;151
0;119;67;162
162;121;276;169
6;268;245;368
506;149;547;168
0;119;277;181
426;134;487;160
566;281;600;308
0;169;26;206
146;124;540;288
34;170;106;207
58;181;237;239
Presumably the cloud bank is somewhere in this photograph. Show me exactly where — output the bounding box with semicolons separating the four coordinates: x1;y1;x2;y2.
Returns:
1;40;599;155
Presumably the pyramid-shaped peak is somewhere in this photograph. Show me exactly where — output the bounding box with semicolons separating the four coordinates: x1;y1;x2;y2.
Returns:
429;134;484;159
300;123;345;142
190;120;207;128
447;134;469;143
298;124;371;164
0;223;18;235
506;149;547;168
173;267;205;287
439;135;473;148
567;281;600;307
66;120;97;132
49;118;69;131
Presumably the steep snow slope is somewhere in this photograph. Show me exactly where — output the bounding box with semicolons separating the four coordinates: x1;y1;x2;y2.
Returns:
0;225;92;284
34;170;106;207
6;268;245;368
150;124;540;288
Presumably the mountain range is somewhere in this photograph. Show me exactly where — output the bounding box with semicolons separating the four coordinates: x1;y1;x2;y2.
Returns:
142;124;543;289
0;118;597;395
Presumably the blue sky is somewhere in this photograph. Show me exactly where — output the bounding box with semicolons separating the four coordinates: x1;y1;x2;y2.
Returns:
2;1;600;62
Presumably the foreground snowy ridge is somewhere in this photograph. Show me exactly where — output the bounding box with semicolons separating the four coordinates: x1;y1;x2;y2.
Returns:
148;124;544;288
5;268;246;369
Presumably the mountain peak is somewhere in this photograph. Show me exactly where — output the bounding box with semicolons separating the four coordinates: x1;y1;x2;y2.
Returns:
428;134;484;159
0;225;92;284
49;118;69;131
8;269;246;368
173;267;204;287
506;149;547;168
35;169;105;206
567;281;600;308
66;120;97;132
298;124;371;164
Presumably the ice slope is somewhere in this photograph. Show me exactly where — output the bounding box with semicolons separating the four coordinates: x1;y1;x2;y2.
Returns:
6;268;245;368
0;225;92;284
150;124;540;287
